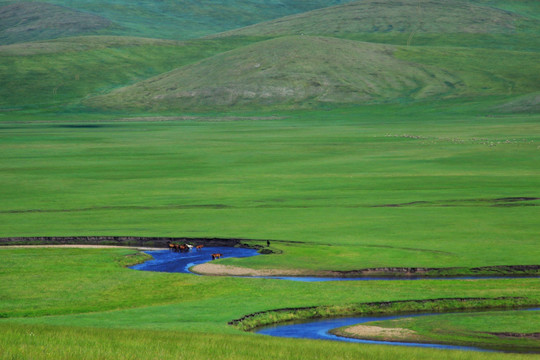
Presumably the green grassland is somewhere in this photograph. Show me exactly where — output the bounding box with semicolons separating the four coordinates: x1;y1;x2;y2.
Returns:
1;0;539;358
0;247;539;359
335;310;540;352
3;323;537;360
1;104;538;271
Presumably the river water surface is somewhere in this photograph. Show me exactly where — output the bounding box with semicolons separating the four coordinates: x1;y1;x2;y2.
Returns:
131;248;539;353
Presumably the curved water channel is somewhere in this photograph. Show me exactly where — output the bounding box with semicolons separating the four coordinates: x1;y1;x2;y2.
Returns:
131;248;537;281
131;248;539;353
255;309;540;353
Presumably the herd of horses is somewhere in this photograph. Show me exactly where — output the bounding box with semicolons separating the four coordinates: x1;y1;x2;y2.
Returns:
166;242;222;260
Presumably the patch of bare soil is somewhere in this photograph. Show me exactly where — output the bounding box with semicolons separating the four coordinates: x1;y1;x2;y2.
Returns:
341;325;417;341
191;263;310;277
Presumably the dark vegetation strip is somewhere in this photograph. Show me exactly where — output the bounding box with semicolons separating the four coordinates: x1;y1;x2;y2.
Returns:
372;197;540;208
489;332;540;340
229;297;539;331
0;236;299;249
3;197;537;214
327;265;540;278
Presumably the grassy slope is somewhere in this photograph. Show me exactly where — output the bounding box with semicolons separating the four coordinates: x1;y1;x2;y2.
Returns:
2;1;538;111
213;0;533;36
84;36;540;111
81;0;540;111
1;104;538;270
210;0;540;48
0;2;114;45
0;0;354;42
206;0;540;51
339;310;540;351
3;35;538;111
0;36;258;108
84;36;466;110
0;247;538;359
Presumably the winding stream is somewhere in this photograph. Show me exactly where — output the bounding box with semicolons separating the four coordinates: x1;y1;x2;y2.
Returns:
254;309;540;353
131;248;538;281
131;248;539;353
130;247;259;273
255;313;489;352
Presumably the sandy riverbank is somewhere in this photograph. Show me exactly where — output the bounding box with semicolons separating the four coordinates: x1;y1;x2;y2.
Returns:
191;263;311;277
338;324;417;341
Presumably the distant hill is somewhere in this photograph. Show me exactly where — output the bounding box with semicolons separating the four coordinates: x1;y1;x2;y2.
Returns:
0;0;354;42
0;36;240;107
0;2;114;44
211;0;539;40
85;36;464;110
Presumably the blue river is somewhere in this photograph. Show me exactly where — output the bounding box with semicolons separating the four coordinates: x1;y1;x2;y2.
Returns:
255;313;490;352
130;247;259;274
131;248;539;353
131;248;537;281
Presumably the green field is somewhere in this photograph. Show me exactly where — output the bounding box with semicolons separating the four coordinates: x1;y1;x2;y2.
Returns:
1;0;539;358
1;104;539;271
335;310;540;352
0;247;539;359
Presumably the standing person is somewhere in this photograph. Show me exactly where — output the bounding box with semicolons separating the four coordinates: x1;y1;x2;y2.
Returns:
267;240;270;247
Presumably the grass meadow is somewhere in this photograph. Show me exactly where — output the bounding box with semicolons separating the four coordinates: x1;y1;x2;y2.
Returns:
338;310;540;352
1;0;539;358
1;102;538;270
1;101;539;358
0;247;539;359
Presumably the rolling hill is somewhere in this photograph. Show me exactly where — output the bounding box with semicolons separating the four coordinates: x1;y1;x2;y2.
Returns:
0;0;354;42
212;0;538;38
209;0;540;50
85;36;465;110
0;2;114;44
0;36;257;108
1;0;538;111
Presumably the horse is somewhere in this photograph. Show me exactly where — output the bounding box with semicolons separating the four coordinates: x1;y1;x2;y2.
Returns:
168;243;175;252
211;253;222;260
196;245;204;251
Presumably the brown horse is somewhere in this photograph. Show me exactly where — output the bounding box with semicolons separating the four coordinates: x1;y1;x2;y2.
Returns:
196;245;204;251
168;243;175;251
211;253;222;260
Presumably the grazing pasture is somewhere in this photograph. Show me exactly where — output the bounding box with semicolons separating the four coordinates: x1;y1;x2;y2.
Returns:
1;103;538;271
0;247;539;359
334;310;540;352
1;102;539;358
1;0;539;358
